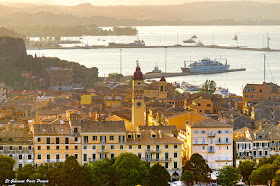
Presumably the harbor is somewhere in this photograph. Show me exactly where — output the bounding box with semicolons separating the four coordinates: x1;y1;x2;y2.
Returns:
28;44;280;52
123;67;246;80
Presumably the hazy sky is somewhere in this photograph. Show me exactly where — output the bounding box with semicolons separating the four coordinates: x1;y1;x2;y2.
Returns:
0;0;278;6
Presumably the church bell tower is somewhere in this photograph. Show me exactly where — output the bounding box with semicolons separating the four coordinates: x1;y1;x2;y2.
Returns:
132;61;145;130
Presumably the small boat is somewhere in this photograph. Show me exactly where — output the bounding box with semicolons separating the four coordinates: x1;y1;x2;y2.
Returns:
146;65;162;74
191;35;198;38
183;38;196;43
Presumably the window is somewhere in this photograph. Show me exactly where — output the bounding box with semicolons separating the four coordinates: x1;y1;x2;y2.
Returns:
84;146;87;150
28;155;32;160
0;146;3;150
138;145;142;149
218;163;221;167
217;130;222;134
38;138;41;142
207;104;211;107
111;153;115;158
225;130;230;134
47;146;50;150
194;130;199;134
127;134;132;139
19;155;23;160
56;138;60;144
75;146;78;150
218;146;221;150
74;154;78;159
201;130;206;134
92;154;96;160
92;145;96;150
84;154;87;162
156;145;159;151
201;146;206;150
28;146;32;151
165;163;168;169
75;137;78;142
174;162;178;169
65;154;69;159
65;137;69;144
129;145;132;149
84;136;89;144
165;145;168;149
174;152;178;158
152;134;157;138
111;145;114;150
65;146;69;150
9;146;13;150
56;146;60;150
138;153;141;159
38;146;41;150
120;145;124;149
100;136;106;143
110;136;114;141
19;146;22;151
195;146;198;150
74;127;78;133
37;154;41;160
47;138;50;144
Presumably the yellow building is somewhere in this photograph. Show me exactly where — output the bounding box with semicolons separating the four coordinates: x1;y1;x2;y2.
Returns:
186;96;213;115
185;118;233;170
164;111;207;131
80;120;127;164
159;76;167;99
126;129;183;179
81;94;96;105
104;95;122;109
33;123;82;165
132;65;145;130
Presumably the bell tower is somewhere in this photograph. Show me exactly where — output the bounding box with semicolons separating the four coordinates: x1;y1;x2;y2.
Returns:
132;61;145;130
159;75;167;99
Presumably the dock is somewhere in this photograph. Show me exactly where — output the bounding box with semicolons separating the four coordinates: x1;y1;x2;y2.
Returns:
123;68;246;80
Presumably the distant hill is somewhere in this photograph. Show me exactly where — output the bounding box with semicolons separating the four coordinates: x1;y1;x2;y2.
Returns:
0;1;280;26
0;27;25;39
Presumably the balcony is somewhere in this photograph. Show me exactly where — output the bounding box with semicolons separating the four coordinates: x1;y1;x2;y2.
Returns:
73;132;80;136
97;149;109;153
193;142;208;145
208;133;216;138
216;158;232;162
145;149;161;153
236;156;252;160
208;149;215;153
44;159;65;163
253;146;269;149
216;142;231;145
89;158;97;162
142;158;172;162
100;140;106;144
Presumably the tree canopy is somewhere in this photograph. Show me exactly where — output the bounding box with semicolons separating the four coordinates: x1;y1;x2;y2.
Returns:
249;163;279;185
200;80;216;94
238;160;256;185
0;155;15;185
113;153;150;186
148;163;171;186
181;170;195;186
217;166;241;186
183;153;212;183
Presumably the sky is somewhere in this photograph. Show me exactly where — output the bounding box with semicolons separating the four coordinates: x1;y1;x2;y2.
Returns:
0;0;278;6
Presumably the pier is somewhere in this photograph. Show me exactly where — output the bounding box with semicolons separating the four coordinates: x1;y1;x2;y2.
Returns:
123;68;246;80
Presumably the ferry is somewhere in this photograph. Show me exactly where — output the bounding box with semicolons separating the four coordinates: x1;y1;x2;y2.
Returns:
181;58;230;73
109;39;145;47
146;65;162;74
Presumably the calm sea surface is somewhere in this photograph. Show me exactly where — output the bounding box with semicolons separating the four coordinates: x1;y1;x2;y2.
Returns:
27;26;280;95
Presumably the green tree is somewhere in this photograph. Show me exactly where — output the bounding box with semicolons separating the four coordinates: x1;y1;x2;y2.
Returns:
0;155;15;185
183;153;212;183
46;162;63;186
60;156;88;186
180;170;195;186
273;170;280;186
258;155;278;168
89;159;116;186
113;153;150;186
16;164;35;185
238;160;256;185
201;80;216;94
249;163;279;185
273;156;280;166
108;73;123;82
217;166;241;186
148;163;170;186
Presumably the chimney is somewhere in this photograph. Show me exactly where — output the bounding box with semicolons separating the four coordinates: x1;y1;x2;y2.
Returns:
159;130;162;138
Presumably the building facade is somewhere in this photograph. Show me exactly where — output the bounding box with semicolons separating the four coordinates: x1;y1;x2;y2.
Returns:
49;67;72;91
